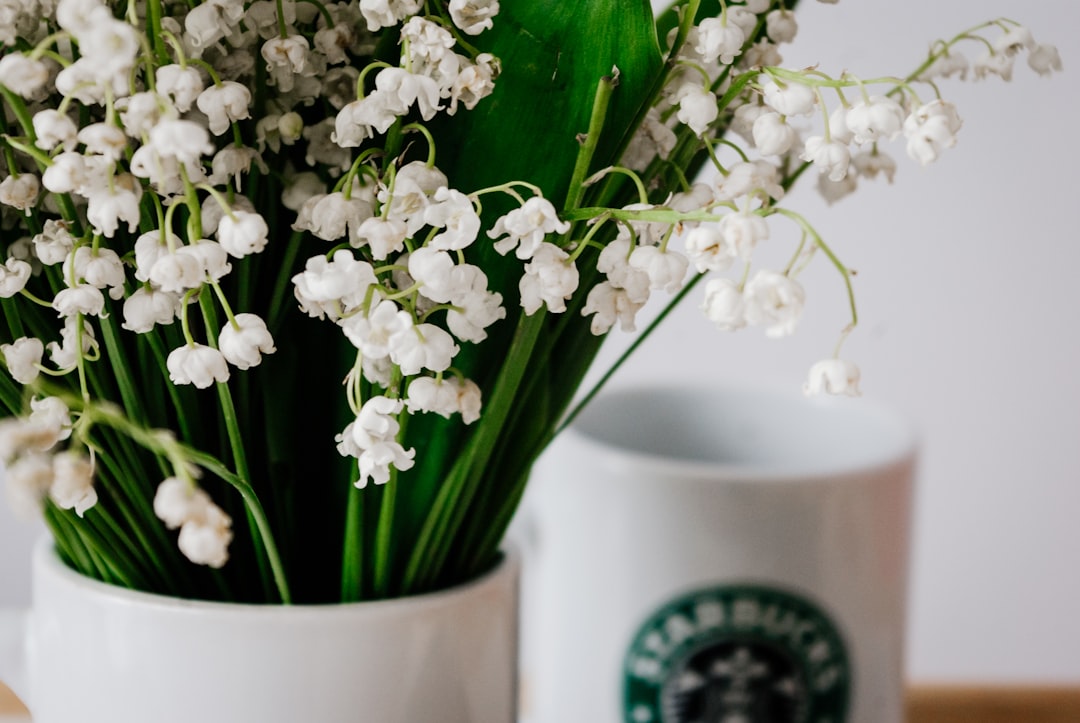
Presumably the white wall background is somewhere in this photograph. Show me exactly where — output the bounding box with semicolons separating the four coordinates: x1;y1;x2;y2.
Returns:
1;0;1077;685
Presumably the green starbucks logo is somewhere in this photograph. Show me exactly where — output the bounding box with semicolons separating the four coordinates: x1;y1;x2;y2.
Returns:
624;585;850;723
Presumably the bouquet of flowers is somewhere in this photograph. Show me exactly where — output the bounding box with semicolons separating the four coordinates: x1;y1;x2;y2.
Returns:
0;0;1059;603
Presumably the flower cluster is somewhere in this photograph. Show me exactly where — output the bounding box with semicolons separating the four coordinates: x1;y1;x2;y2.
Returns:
0;0;1059;593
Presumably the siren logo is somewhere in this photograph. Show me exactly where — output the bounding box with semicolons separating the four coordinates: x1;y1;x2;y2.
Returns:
623;585;850;723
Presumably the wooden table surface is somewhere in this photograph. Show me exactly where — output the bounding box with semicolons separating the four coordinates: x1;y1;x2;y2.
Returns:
4;682;1080;721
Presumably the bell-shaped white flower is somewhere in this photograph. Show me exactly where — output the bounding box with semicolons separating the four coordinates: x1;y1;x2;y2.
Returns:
852;149;897;183
309;192;374;243
47;317;98;371
389;323;459;375
53;284;106;318
33;111;79;152
340;299;413;359
406;376;483;423
177;504;233;568
752;112;797;156
695;17;745;65
684;225;734;274
765;9;798;44
179;240;232;282
86;183;142;238
1027;44;1063;76
218;313;276;370
155;64;204;113
32;220;76;267
0;258;32;298
1;337;44;384
122;287;181;333
0;174;39;215
674;82;719;137
196;81;253;135
49;450;97;518
358;0;423;32
628;246;689;293
449;0;499;35
581;281;647;335
715;161;785;203
449;53;498;114
292;250;377;319
489;196;570;259
149;249;205;293
148;119;215;164
744;270;805;338
519;242;578;314
154;476;213;530
0;54;50;98
355;216;408;259
5;453;53;520
903;100;962;166
804;358;862;397
167;343;231;388
845;96;905;145
801;136;852;182
425;188;481;250
719;210;770;262
701;277;746;331
29;397;73;445
356;441;416;487
762;78;816;117
217;210;269;258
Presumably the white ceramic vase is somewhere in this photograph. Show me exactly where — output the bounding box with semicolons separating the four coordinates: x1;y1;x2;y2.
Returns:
0;539;519;723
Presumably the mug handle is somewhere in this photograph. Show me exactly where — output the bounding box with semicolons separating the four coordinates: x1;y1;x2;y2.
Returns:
0;607;30;711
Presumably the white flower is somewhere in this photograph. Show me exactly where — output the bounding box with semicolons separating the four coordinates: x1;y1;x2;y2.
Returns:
148;120;215;165
816;172;857;205
209;147;264;191
801;136;852;182
993;26;1035;57
5;453;53;519
64;246;126;300
373;67;441;121
674;82;719;137
1;337;44;384
333;101;374;148
446;285;504;343
122;287;181;333
701;277;746;331
154;477;211;530
694;17;745;65
149;249;205;293
29;397;73;444
180;240;231;283
350;395;404;447
714;160;785;202
53;284;105;318
86;183;142;238
804;358;861;397
155;64;205;113
0;54;50;98
292;250;377;319
340;299;413;359
355;216;408;259
744;270;805;338
489;196;570;259
379;161;447;235
47;317;98;371
358;0;423;32
449;0;499;35
765;9;798;44
449;53;498;113
32;221;76;267
719;210;770;262
761;78;816;117
167;344;230;388
752;112;797;156
33;111;78;152
624;107;678;172
581;281;647;335
0;174;39;215
683;225;735;273
77;17;139;79
261;34;311;92
196;82;253;135
519;243;578;314
117;91;167;138
846;96;905;145
852;149;897;183
389;323;459;375
49;450;97;517
134;230;176;282
628;246;689;293
425;188;481;250
77;123;128;163
217;211;269;258
356;441;415;487
406;376;483;423
903;100;962;166
218;313;276;370
177;504;233;568
0;258;32;298
310;193;374;243
1028;44;1063;76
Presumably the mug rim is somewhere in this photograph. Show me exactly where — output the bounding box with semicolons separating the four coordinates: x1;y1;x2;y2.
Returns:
561;383;918;482
32;535;520;616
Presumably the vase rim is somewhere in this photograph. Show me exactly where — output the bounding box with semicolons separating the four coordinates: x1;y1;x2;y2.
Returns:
31;535;519;614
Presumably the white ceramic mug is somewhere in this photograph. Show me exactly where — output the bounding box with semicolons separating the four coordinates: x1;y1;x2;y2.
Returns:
0;539;519;723
519;385;916;723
